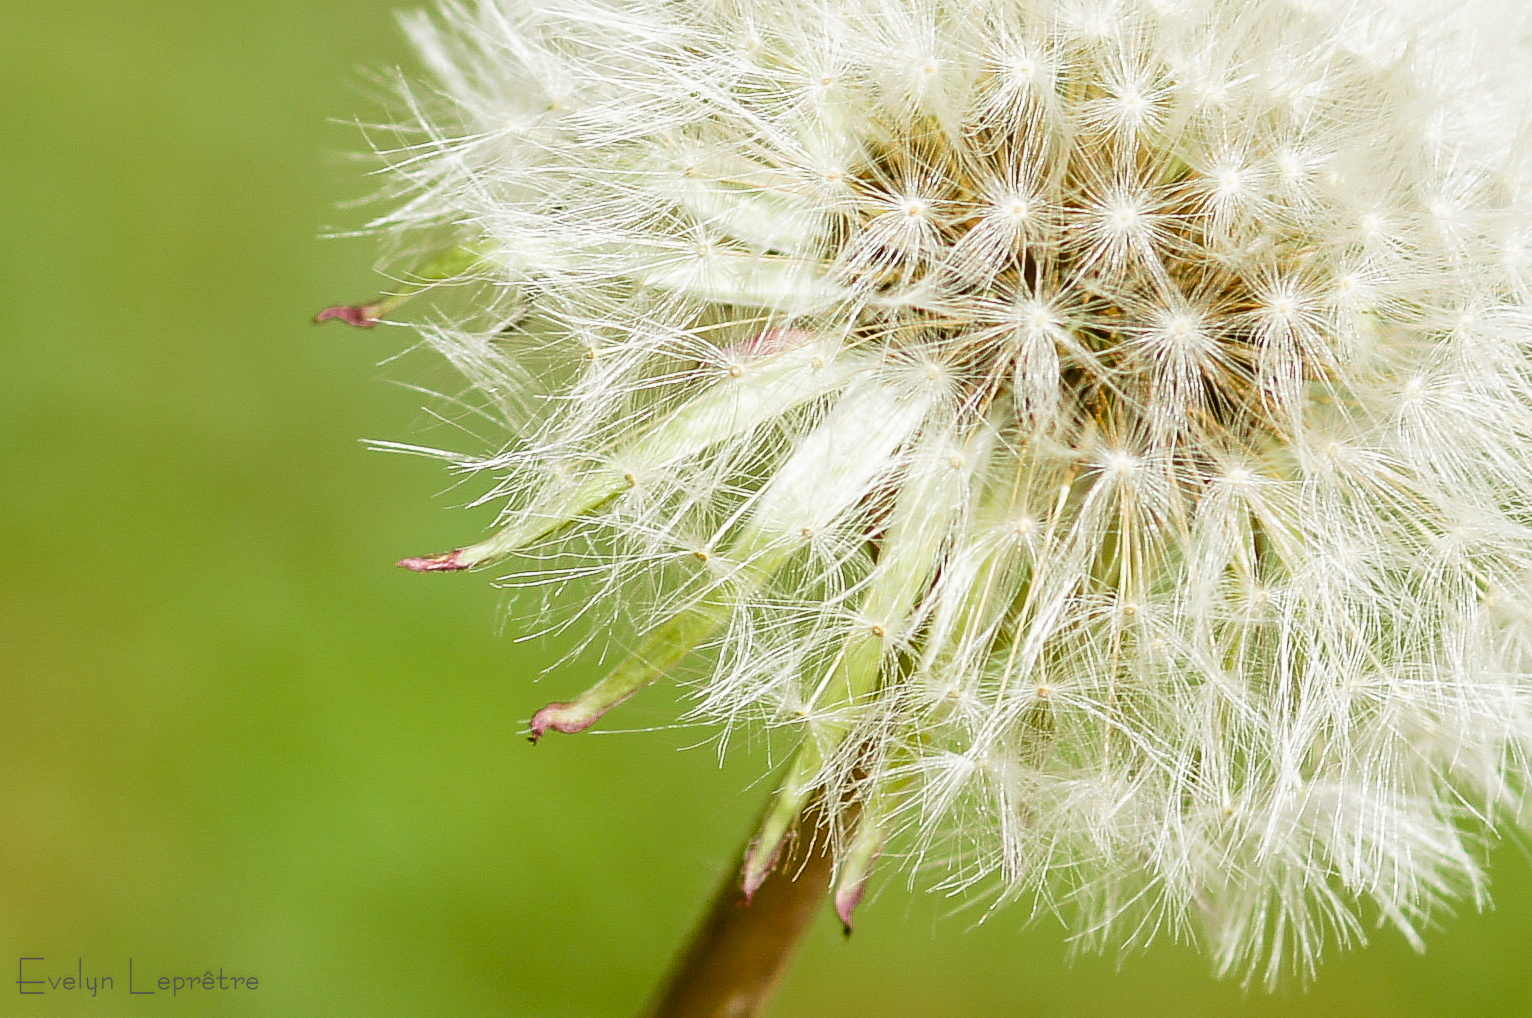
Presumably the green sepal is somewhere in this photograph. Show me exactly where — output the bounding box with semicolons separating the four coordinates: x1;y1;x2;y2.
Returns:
834;795;892;932
317;242;489;327
741;739;827;900
528;605;722;741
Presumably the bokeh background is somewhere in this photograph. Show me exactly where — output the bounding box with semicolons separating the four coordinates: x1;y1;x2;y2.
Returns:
4;2;1532;1016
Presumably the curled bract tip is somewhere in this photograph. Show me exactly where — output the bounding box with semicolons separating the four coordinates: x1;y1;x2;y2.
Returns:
833;805;887;934
315;304;382;328
740;839;784;904
528;701;603;744
525;618;702;743
397;549;469;572
834;882;865;935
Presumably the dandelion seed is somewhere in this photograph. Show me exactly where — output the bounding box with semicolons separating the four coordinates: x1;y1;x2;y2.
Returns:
334;0;1532;990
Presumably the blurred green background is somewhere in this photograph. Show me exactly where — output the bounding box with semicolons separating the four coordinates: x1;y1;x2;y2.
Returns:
4;2;1532;1016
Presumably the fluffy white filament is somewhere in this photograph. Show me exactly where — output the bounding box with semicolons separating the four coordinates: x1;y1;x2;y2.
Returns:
364;0;1532;985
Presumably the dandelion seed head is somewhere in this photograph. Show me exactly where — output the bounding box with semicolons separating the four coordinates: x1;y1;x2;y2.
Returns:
360;0;1532;987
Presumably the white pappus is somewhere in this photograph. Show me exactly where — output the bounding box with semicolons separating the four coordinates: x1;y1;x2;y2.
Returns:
332;0;1532;987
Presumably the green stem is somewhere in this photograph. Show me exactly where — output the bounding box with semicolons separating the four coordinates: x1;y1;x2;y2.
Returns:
640;803;834;1018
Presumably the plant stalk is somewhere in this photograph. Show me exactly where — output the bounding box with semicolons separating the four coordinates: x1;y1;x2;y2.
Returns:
640;807;835;1018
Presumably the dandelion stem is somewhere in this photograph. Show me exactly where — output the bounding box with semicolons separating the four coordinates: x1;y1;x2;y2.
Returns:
640;803;834;1018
